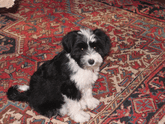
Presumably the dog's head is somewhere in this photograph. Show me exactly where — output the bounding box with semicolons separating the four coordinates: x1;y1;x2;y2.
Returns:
62;28;110;70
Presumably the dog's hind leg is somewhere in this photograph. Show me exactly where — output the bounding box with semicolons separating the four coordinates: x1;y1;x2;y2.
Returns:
33;101;64;118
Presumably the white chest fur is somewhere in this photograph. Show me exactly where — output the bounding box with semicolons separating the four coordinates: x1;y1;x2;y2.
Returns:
66;54;99;90
71;69;98;90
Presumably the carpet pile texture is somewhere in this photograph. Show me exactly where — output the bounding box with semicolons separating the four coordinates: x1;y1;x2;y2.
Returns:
0;0;165;123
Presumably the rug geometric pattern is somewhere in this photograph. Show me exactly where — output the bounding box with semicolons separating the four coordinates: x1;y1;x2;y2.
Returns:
0;0;165;124
96;0;165;22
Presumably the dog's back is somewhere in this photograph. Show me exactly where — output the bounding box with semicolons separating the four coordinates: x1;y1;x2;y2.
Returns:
7;50;73;117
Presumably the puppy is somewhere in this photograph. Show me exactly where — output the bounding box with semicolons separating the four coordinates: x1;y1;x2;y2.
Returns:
7;28;110;123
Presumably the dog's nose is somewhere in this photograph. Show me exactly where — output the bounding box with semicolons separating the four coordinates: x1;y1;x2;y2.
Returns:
88;59;95;65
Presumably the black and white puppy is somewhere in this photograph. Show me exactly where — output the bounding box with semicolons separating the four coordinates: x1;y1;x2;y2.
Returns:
7;28;110;123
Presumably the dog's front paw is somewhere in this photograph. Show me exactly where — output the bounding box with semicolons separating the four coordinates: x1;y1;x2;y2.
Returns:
86;97;100;110
71;111;90;123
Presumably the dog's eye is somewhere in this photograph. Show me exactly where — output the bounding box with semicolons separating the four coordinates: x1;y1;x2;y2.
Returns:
93;46;97;49
81;48;84;51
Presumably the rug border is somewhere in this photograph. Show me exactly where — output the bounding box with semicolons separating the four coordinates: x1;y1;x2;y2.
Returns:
0;13;26;59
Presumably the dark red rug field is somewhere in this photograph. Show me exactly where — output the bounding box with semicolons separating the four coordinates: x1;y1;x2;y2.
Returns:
0;0;165;124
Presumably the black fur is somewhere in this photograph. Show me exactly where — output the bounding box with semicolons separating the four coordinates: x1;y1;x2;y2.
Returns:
7;50;81;117
93;29;110;57
7;29;110;118
7;85;29;102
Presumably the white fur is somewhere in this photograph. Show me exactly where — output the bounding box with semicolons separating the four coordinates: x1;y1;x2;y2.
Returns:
61;95;90;123
59;102;68;116
81;87;100;110
66;54;99;90
18;85;29;91
78;28;96;43
61;54;100;123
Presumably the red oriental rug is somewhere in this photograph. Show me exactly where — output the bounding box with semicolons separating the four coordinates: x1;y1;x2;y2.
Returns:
0;0;165;124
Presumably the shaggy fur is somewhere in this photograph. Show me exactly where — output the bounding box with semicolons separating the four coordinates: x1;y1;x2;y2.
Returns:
7;28;110;123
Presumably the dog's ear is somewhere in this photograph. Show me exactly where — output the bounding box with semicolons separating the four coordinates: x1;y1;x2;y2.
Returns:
62;31;78;53
93;29;111;57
